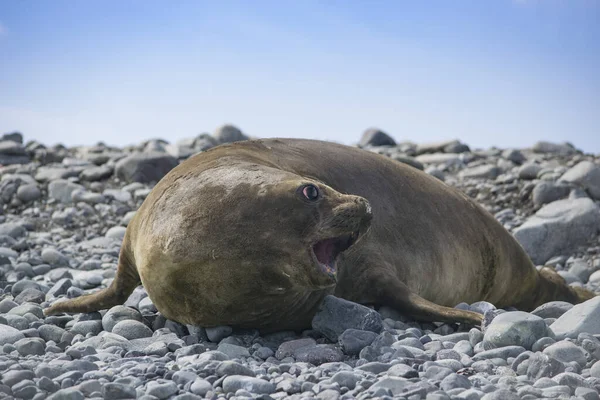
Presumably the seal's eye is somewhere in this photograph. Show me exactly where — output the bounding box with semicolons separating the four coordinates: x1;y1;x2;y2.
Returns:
302;184;320;201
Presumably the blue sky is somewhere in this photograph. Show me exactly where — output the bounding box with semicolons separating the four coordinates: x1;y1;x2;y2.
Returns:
1;0;599;152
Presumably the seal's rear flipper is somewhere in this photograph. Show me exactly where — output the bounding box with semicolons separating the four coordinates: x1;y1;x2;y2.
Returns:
573;286;596;303
377;277;484;327
44;244;140;316
514;266;596;310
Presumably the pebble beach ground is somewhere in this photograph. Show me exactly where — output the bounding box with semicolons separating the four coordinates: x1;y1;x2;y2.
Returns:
1;125;600;400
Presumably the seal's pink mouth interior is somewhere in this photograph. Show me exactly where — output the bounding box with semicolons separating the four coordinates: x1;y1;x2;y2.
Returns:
312;232;359;276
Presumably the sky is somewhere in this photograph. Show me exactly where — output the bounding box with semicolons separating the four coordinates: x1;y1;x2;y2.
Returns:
0;0;599;152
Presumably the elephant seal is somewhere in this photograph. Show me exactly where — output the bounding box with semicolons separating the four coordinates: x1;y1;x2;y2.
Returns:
45;138;594;331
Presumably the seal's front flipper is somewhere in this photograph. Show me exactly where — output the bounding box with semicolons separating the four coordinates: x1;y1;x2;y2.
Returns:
377;277;483;327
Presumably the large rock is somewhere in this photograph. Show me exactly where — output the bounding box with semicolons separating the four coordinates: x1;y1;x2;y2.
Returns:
311;295;383;342
550;297;600;339
35;166;80;182
559;161;600;200
80;165;113;182
513;198;600;265
115;152;178;183
543;341;587;367
483;311;549;350
0;222;27;238
167;134;219;158
359;128;396;147
531;301;573;319
518;163;543;180
48;179;84;204
339;329;378;356
213;124;248;144
502;149;526;165
0;324;26;345
568;259;598;283
526;352;565;379
416;140;468;155
532;182;571;207
459;164;501;180
1;132;23;143
532;141;578;155
415;153;462;165
0;140;30;164
102;305;144;332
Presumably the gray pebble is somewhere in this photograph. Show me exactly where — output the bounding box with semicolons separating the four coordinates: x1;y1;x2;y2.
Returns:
101;383;137;399
217;343;251;359
102;305;143;332
14;337;45;356
339;329;378;356
543;340;587;367
111;320;153;339
216;360;255;377
41;248;70;266
0;324;26;345
531;301;574;319
481;389;519;400
222;376;275;394
16;184;42;203
205;325;232;342
70;320;103;336
190;379;212;396
47;388;85;400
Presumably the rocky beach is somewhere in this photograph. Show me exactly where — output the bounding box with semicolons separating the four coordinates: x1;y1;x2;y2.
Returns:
1;125;600;400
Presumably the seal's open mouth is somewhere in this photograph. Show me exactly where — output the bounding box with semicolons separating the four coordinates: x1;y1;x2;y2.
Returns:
312;231;359;277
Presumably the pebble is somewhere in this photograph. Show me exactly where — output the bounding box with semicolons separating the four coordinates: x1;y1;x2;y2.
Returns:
105;226;127;241
222;376;276;394
551;297;600;339
0;324;25;345
543;341;587;367
14;337;45;356
16;184;42;203
217;343;251;359
145;381;178;399
339;329;377;355
70;320;103;336
48;388;85;400
531;301;574;319
483;311;548;350
559;160;600;200
205;325;232;342
190;379;212;396
513;198;600;265
115;152;178;183
102;305;144;332
295;344;344;364
111;320;153;339
41;248;70;266
311;295;383;342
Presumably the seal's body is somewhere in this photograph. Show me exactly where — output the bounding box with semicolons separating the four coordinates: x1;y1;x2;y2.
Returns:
46;139;594;331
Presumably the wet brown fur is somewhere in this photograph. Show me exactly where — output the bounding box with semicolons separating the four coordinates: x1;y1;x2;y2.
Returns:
44;138;595;330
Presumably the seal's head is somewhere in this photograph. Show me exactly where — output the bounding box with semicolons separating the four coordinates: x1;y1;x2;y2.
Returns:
139;162;372;327
291;179;373;287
